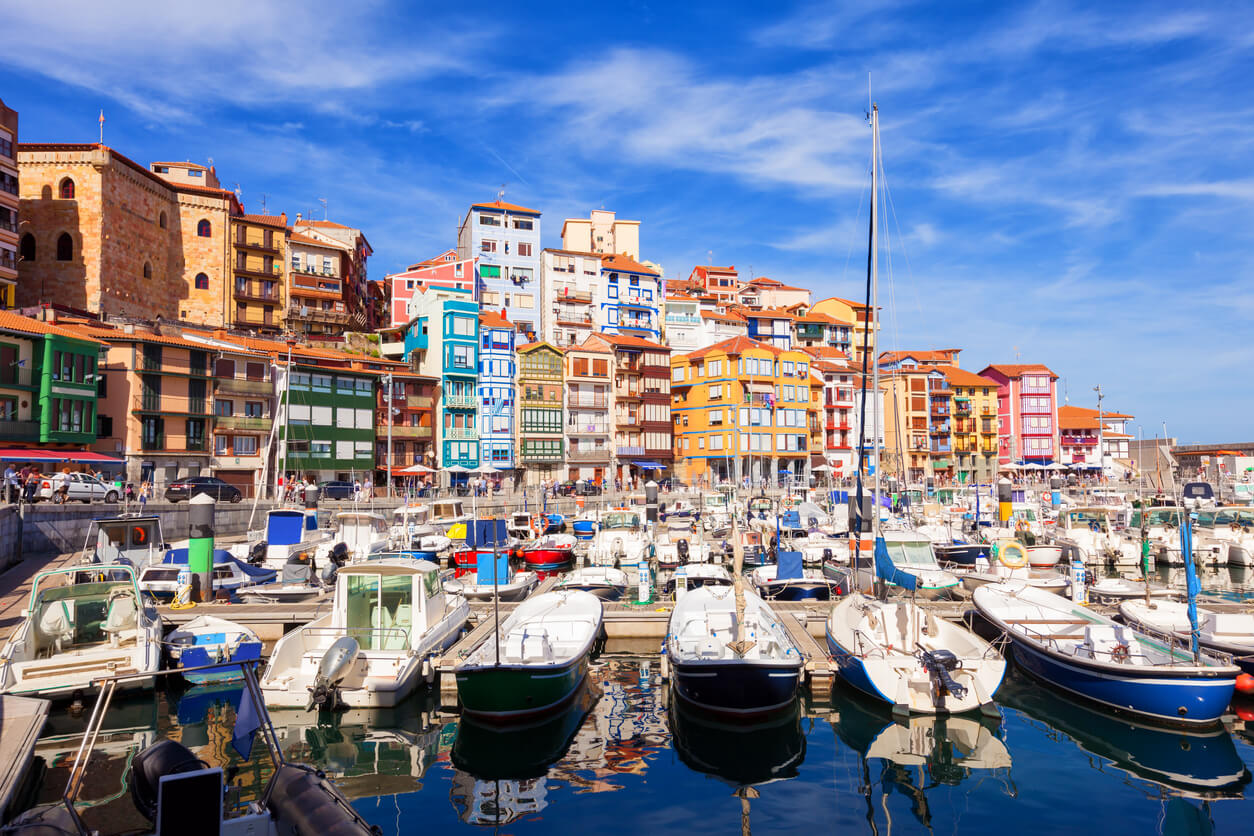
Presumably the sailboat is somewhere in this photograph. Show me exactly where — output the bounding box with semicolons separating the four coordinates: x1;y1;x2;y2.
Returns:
825;104;1005;717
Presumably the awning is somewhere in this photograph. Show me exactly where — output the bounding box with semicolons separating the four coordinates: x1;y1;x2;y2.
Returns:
632;461;664;469
0;448;124;465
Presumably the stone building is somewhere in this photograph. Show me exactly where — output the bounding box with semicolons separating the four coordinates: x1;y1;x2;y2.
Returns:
16;144;239;324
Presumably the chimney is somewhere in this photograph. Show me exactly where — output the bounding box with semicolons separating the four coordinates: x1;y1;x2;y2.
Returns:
295;212;302;223
280;212;287;225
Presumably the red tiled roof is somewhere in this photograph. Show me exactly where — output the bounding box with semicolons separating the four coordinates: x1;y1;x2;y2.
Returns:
601;254;660;276
237;213;289;229
880;349;960;365
700;310;746;324
479;310;512;329
936;365;997;387
518;340;564;354
596;333;670;351
408;249;459;270
982;363;1059;379
746;307;796;320
471;199;541;215
0;311;105;344
299;219;352;229
683;335;779;361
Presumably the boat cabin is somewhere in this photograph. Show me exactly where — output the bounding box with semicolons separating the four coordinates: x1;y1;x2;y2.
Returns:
431;500;468;523
1061;507;1114;533
1196;508;1254;529
601;511;642;531
392;504;432;525
335;559;447;651
86;516;164;569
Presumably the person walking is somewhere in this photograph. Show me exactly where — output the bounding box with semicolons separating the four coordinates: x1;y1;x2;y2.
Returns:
363;476;373;499
139;480;150;508
25;469;40;503
52;468;70;504
3;463;17;504
353;479;362;502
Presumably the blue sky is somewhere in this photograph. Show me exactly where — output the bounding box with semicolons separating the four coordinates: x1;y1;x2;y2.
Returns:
4;0;1252;442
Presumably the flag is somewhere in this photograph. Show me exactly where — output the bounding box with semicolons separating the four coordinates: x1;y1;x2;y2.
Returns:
231;687;262;760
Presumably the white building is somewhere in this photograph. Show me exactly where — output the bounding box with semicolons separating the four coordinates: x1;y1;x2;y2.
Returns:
540;248;602;348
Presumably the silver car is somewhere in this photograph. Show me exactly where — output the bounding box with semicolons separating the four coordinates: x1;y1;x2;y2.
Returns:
36;472;121;503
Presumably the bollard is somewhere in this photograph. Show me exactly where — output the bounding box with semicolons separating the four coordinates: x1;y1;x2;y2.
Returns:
645;480;658;523
1049;476;1062;509
997;477;1012;524
188;493;216;603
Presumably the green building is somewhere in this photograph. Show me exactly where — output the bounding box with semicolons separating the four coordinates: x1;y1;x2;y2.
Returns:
0;311;102;451
278;363;376;481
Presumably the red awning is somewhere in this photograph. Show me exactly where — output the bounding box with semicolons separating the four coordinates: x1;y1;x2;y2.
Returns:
0;448;125;465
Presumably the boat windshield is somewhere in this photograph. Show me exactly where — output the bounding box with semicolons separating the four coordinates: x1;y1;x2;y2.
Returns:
882;540;936;566
602;512;640;530
1139;508;1185;526
31;576;138;650
704;494;728;509
344;573;413;650
1012;508;1037;523
1199;509;1254;527
1068;511;1108;531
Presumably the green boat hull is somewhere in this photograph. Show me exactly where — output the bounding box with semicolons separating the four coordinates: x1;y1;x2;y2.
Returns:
456;656;589;722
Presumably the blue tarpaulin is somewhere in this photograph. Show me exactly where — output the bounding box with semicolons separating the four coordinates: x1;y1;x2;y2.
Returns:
1181;516;1201;660
874;537;918;591
475;551;511;584
777;550;804;580
468;519;508;548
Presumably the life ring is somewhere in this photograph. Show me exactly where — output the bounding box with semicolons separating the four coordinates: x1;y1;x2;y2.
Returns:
998;539;1028;569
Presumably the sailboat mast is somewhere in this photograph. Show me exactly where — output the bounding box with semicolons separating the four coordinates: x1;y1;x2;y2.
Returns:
870;104;881;540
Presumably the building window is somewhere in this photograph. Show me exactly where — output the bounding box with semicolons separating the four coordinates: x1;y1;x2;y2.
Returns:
56;233;73;262
234;436;258;456
159;211;167;229
517;243;533;257
197;219;212;237
481;240;497;253
512;218;533;230
19;234;35;262
59;178;75;199
245;401;263;417
143;262;152;279
194;272;209;290
215;399;233;417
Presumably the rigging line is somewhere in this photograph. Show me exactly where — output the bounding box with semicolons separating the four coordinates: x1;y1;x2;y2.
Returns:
839;161;873;294
878;147;926;319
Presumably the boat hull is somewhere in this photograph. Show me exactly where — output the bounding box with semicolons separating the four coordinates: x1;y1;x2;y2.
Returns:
456;656;588;722
934;543;988;567
670;659;801;717
521;548;574;572
753;582;832;602
558;583;626;601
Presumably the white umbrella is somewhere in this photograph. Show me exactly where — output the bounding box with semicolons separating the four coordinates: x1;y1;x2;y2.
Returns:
1045;463;1068;471
445;465;471;473
399;464;434;474
811;464;833;472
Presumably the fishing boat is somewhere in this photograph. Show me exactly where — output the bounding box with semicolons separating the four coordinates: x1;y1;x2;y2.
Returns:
556;566;629;600
443;553;538;602
318;512;390;562
260;557;470;709
750;550;846;601
571;513;599;541
507;511;537;541
588;509;650;567
165;615;262;683
430;498;470;530
236;547;345;604
244;507;333;571
81;514;166;572
973;582;1240;725
665;585;803;716
541;513;567;534
0;565;162;698
454;590;603;722
451;519;515;573
655;528;710;569
520;533;576;572
1119;600;1254;674
137;548;276;601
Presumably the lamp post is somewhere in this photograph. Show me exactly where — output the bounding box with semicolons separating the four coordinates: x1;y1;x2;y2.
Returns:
1093;384;1104;482
383;373;394;499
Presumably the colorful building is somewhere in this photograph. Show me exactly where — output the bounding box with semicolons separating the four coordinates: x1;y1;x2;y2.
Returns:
376;370;437;489
478;310;516;470
1058;405;1134;470
457;200;541;337
277;362;376;483
793;309;853;354
230;213;288;333
979;363;1061;465
206;337;274;497
738;277;810;309
539;248;600;348
742;308;794;351
516;341;565;485
564;337;613;483
385;249;474;328
293;219;374;331
671;336;814;486
0;98;17;308
686;265;740;303
560;209;640;259
584;333;672;484
811;296;878;366
938;365;1000;484
287;230;351;336
810;354;857;476
598;255;662;340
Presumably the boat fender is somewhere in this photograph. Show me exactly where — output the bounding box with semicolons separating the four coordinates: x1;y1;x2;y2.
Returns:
998;540;1028;569
1236;673;1254;694
421;657;435;684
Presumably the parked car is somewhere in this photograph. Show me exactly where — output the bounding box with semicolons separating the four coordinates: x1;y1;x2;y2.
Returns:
164;476;243;503
558;479;602;497
318;480;356;500
36;472;120;503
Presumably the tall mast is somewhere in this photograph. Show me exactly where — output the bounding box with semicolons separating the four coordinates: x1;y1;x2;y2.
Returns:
870;104;880;539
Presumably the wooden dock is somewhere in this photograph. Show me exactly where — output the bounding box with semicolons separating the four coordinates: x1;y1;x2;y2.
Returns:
0;695;49;820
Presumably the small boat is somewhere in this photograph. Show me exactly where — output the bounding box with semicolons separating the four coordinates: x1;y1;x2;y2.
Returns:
236;549;343;604
247;507;333;571
521;533;576;572
0;565;162;699
750;551;846;601
541;513;566;534
138;548;276;601
655;529;710;570
165;615;262;683
571;515;599;541
1027;545;1063;568
260;557;470;709
933;541;990;567
665;585;803;716
1119;600;1254;675
1087;576;1174;603
320;512;390;562
451;519;515;572
826;593;1005;716
849;530;960;599
665;563;734;598
556;566;629;600
662;499;697;519
507;511;536;541
455;590;603;722
588;509;650;567
973;582;1240;725
443;553;537;602
431;498;470;530
956;545;1069;594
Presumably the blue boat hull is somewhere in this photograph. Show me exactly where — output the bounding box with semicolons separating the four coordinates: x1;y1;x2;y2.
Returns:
671;660;801;716
934;543;988;566
179;641;263;684
756;583;830;602
826;630;892;704
1008;639;1236;726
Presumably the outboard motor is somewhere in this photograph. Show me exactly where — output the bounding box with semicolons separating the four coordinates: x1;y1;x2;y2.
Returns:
282;553;315;585
248;540;268;565
129;740;208;822
676;537;689;564
306;636;360;711
328;542;350;568
917;647;967;703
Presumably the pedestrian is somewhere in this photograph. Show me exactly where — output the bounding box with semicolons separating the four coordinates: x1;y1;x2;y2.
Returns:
3;463;16;504
353;479;362;502
53;467;70;504
363;476;373;499
139;480;150;507
25;469;40;503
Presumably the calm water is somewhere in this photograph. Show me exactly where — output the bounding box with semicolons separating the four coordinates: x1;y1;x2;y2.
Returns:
29;656;1254;835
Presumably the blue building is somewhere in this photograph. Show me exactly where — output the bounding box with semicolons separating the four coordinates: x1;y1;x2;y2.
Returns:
743;309;794;351
597;254;663;340
404;286;480;471
457;200;542;339
477;310;516;470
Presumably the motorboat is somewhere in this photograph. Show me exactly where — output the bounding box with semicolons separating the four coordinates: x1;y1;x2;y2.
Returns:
1050;507;1142;569
571;513;599;541
138;548;276;602
236;548;345;604
662;498;698;519
243;508;333;571
1027;545;1063;568
750;550;846;601
165;615;262;683
1086;575;1174;604
1181;481;1218;511
430;498;470;531
1119;600;1254;674
798;531;850;568
0;564;162;698
973;582;1240;725
655;528;710;570
933;541;991;567
317;512;390;562
588;509;651;567
556;566;629;600
665;563;734;598
701;490;733;532
826;592;1005;716
451;519;515;573
665;585;803;716
1194;508;1254;567
507;511;537;541
443;553;537;602
956;543;1069;594
260;557;470;709
455;590;603;722
80;515;166;572
849;530;960;599
521;533;576;572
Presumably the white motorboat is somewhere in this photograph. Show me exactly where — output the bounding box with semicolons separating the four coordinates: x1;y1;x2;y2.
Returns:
1119;599;1254;673
430;499;470;533
587;509;651;567
0;565;162;698
701;490;733;532
389;503;432;547
260;557;469;709
137;549;276;601
242;508;334;571
666;563;734;598
849;531;960;599
1050;507;1142;568
666;585;803;715
826;593;1005;716
319;512;390;562
655;528;711;569
957;556;1069;595
81;515;166;572
1194;508;1254;567
799;532;850;567
750;550;846;601
556;566;630;600
443;554;538;602
1086;575;1175;603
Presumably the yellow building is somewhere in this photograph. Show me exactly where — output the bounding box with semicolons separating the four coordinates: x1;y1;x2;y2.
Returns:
939;365;1000;484
810;296;877;366
671;336;816;486
230;213;288;332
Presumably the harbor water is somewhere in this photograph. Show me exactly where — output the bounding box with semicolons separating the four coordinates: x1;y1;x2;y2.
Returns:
26;653;1254;834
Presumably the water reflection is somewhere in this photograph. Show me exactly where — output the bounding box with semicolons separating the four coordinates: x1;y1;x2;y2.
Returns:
669;699;806;786
998;669;1251;799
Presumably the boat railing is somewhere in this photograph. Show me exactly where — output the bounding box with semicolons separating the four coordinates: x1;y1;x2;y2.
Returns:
1116;620;1235;668
852;628;890;659
299;624;412;650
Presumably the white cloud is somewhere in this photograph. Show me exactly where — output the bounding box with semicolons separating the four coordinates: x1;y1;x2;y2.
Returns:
1137;180;1254;201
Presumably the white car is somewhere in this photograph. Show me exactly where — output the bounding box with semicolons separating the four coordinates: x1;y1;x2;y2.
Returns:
36;472;121;503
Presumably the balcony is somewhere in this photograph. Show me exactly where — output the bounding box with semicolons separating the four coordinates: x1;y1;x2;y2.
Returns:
291;264;340;280
406;395;435;409
930;406;949;417
567;423;609;435
290;304;350;325
568;393;608;408
444;393;476;409
235;236;279;254
445;427;478;441
217;377;272;397
1061;435;1098;446
521;449;563;462
388;425;433;440
233;283;281;303
133;394;211;415
555;288;592;303
521;392;561;406
0;420;40;441
930;424;951;436
234;263;282;281
568;447;611;461
215;415;270;432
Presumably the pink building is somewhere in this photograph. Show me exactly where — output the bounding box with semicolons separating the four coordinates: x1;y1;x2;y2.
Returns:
385;249;475;327
978;363;1060;464
687;265;741;303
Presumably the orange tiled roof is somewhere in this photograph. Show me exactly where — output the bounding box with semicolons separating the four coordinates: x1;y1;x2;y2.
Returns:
471;199;541;215
298;219;352;229
683;335;780;361
937;365;997;387
601;253;659;276
746;307;796;320
479;310;512;329
0;312;105;344
237;213;289;229
518;340;564;354
982;363;1059;379
700;310;746;324
596;333;670;351
1058;404;1134;421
